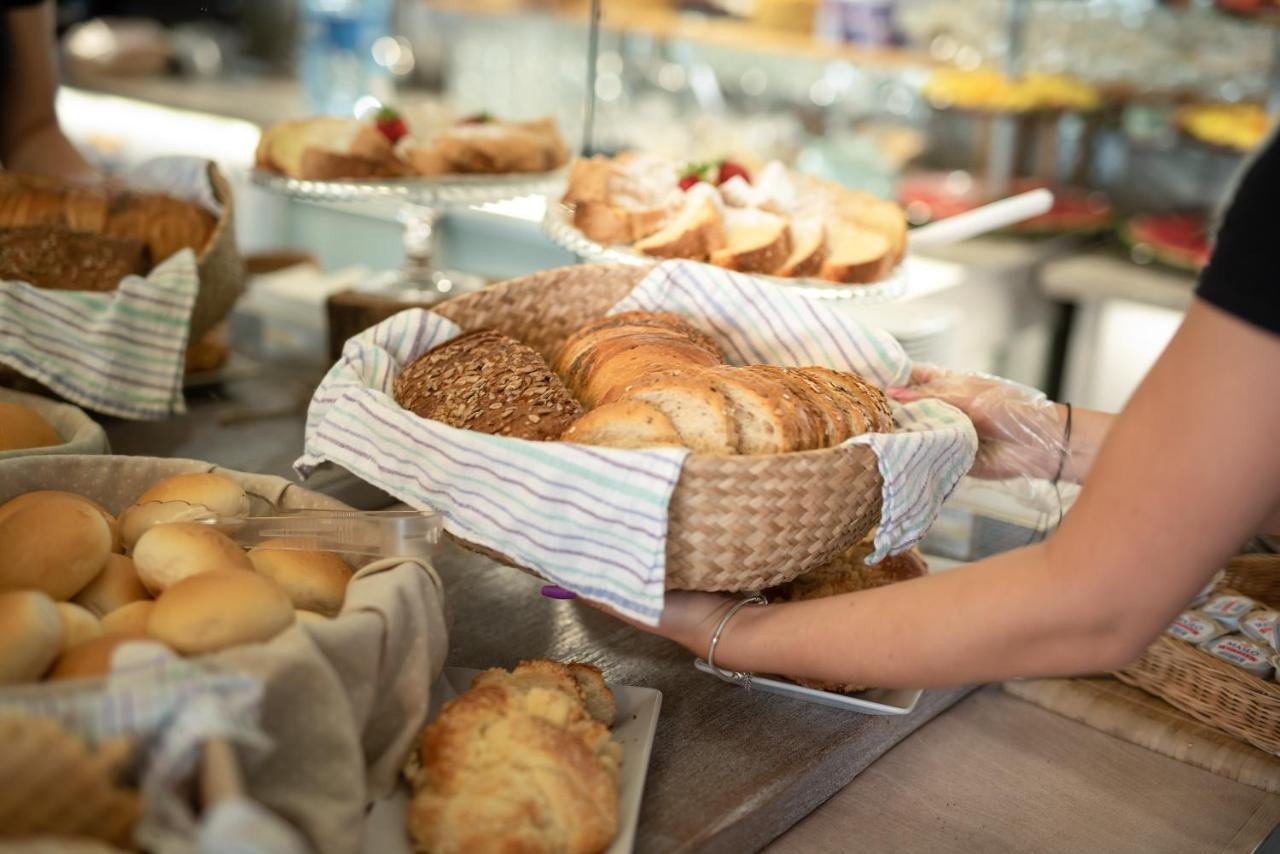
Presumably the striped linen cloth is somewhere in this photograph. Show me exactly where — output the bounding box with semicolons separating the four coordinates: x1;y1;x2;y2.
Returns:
298;260;976;624
0;157;214;419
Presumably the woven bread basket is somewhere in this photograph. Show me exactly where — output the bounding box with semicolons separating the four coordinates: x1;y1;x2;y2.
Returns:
190;163;245;340
1114;553;1280;756
429;263;884;592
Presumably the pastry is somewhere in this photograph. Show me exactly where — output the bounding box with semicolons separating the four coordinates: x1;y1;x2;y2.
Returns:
408;659;621;854
394;330;583;440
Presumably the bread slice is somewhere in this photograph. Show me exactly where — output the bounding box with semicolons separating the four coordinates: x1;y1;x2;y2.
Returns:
776;217;827;278
578;340;722;407
819;223;893;284
738;365;828;451
561;400;684;450
564;156;615;204
634;184;725;260
699;365;796;454
794;366;894;435
573;201;669;245
837;191;908;266
553;311;722;381
618;375;737;455
780;367;854;446
709;208;792;274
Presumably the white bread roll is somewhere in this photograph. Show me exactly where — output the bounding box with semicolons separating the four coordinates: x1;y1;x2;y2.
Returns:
100;601;154;637
73;554;149;617
49;635;165;681
247;540;353;617
55;602;103;651
148;569;294;654
0;493;112;599
134;472;250;518
294;609;330;624
118;500;221;552
0;402;60;451
131;522;253;595
0;490;121;554
0;590;62;684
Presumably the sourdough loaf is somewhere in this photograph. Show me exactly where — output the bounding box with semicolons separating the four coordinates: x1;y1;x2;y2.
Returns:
0;226;149;291
394;330;583;440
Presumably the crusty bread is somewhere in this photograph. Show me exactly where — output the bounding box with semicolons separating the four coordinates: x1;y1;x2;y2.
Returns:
577;339;722;408
565;153;677;244
698;365;795;454
561;400;684;449
780;368;854;446
409;659;621;854
247;540;353;617
616;374;737;455
0;226;149;292
836;190;908;266
634;184;725;260
736;365;829;451
710;207;792;274
552;311;722;378
134;472;250;519
819;223;893;284
573;201;668;245
394;330;583;440
256;117;407;180
795;366;894;434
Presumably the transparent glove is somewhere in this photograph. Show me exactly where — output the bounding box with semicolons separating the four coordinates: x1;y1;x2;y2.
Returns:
887;364;1067;482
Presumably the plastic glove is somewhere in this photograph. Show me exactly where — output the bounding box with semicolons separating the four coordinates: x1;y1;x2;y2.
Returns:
887;364;1067;482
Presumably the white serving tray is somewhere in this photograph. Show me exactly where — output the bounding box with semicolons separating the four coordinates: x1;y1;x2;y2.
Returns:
361;666;662;854
542;200;909;303
693;659;922;715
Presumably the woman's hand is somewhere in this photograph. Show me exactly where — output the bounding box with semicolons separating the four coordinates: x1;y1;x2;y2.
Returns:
587;590;736;657
887;364;1067;480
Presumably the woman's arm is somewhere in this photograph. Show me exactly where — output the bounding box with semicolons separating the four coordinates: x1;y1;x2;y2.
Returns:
650;300;1280;689
1;1;96;179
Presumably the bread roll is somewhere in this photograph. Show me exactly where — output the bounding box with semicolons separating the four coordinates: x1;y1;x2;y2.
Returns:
134;472;250;519
56;602;103;651
49;635;164;681
131;522;253;595
0;402;60;451
100;600;154;637
147;569;294;654
247;540;353;617
0;590;62;684
73;554;149;617
0;490;121;553
0;493;112;599
294;609;330;624
118;500;222;551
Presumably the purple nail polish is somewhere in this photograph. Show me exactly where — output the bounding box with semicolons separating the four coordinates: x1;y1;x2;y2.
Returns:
541;585;577;600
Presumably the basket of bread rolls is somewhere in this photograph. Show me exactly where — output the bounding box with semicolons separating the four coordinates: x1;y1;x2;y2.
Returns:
303;261;974;612
0;455;447;853
0;163;242;341
0;387;108;459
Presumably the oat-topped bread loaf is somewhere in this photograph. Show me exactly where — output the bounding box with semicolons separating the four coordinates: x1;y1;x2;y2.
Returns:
394;330;583;440
408;659;622;854
554;310;894;455
0;226;150;291
772;539;927;694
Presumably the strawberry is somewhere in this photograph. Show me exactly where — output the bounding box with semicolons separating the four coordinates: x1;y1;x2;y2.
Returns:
678;161;714;191
374;107;407;144
716;159;751;185
678;174;701;191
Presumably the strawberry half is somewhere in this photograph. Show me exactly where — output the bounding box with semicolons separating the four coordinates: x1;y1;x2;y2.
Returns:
716;159;751;185
375;107;407;144
679;161;714;191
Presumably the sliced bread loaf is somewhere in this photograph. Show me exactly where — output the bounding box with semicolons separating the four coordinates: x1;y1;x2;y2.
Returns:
617;375;737;455
560;400;684;449
709;208;792;274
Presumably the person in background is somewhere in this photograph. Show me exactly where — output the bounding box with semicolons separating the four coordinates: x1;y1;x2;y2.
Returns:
1;0;96;179
604;134;1280;690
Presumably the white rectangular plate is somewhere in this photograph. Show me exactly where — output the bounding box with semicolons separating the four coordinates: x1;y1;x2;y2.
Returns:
361;666;662;854
693;659;922;715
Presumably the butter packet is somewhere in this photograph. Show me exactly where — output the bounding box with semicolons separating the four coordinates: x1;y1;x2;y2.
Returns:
1199;633;1273;678
1239;610;1278;651
1189;570;1226;607
1166;611;1229;644
1200;592;1259;631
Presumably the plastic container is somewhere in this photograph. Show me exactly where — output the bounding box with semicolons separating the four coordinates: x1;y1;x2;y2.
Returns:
298;0;394;116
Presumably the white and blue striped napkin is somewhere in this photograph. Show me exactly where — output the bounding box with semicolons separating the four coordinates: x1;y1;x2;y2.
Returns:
299;260;976;623
0;157;215;420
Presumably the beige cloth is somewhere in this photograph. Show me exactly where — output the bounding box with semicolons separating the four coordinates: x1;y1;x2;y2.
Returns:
0;388;110;460
0;456;448;854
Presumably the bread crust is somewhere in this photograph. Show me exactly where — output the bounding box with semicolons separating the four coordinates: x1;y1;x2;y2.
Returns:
561;400;684;449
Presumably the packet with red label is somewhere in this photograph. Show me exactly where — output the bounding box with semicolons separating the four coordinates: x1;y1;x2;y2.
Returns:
1199;633;1273;678
1165;611;1228;644
1240;609;1278;651
1199;592;1259;631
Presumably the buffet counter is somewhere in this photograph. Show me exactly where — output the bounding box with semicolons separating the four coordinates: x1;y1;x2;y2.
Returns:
101;358;1280;853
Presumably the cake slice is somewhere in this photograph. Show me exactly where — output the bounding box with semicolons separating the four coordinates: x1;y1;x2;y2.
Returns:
256;117;406;180
633;183;725;260
819;222;892;284
776;217;827;278
709;208;792;274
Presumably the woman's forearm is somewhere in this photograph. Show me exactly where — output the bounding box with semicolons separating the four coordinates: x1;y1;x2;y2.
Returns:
709;542;1141;690
1056;404;1110;483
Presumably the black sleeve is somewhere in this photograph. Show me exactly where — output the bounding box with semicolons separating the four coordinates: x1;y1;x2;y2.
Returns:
1195;134;1280;335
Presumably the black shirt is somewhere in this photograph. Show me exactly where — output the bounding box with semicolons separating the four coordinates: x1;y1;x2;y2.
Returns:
1196;134;1280;335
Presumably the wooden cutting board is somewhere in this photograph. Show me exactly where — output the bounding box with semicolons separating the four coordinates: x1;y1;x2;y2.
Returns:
1003;677;1280;793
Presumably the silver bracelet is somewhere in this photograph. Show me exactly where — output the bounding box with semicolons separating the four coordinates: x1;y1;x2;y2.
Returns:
706;593;767;688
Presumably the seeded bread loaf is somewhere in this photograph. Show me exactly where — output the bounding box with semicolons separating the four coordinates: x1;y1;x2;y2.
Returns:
0;226;149;291
394;330;583;440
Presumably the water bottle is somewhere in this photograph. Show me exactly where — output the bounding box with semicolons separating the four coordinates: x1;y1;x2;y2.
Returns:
298;0;394;117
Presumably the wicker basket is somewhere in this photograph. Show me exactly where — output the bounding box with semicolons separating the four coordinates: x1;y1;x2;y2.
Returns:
1114;553;1280;756
190;163;246;340
430;264;884;592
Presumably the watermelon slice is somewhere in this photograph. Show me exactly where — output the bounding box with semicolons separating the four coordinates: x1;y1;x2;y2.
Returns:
896;171;983;225
1005;180;1113;235
1120;212;1213;272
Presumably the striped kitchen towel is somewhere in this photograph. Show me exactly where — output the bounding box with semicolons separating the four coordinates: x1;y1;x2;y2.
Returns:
298;260;976;623
0;251;197;419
